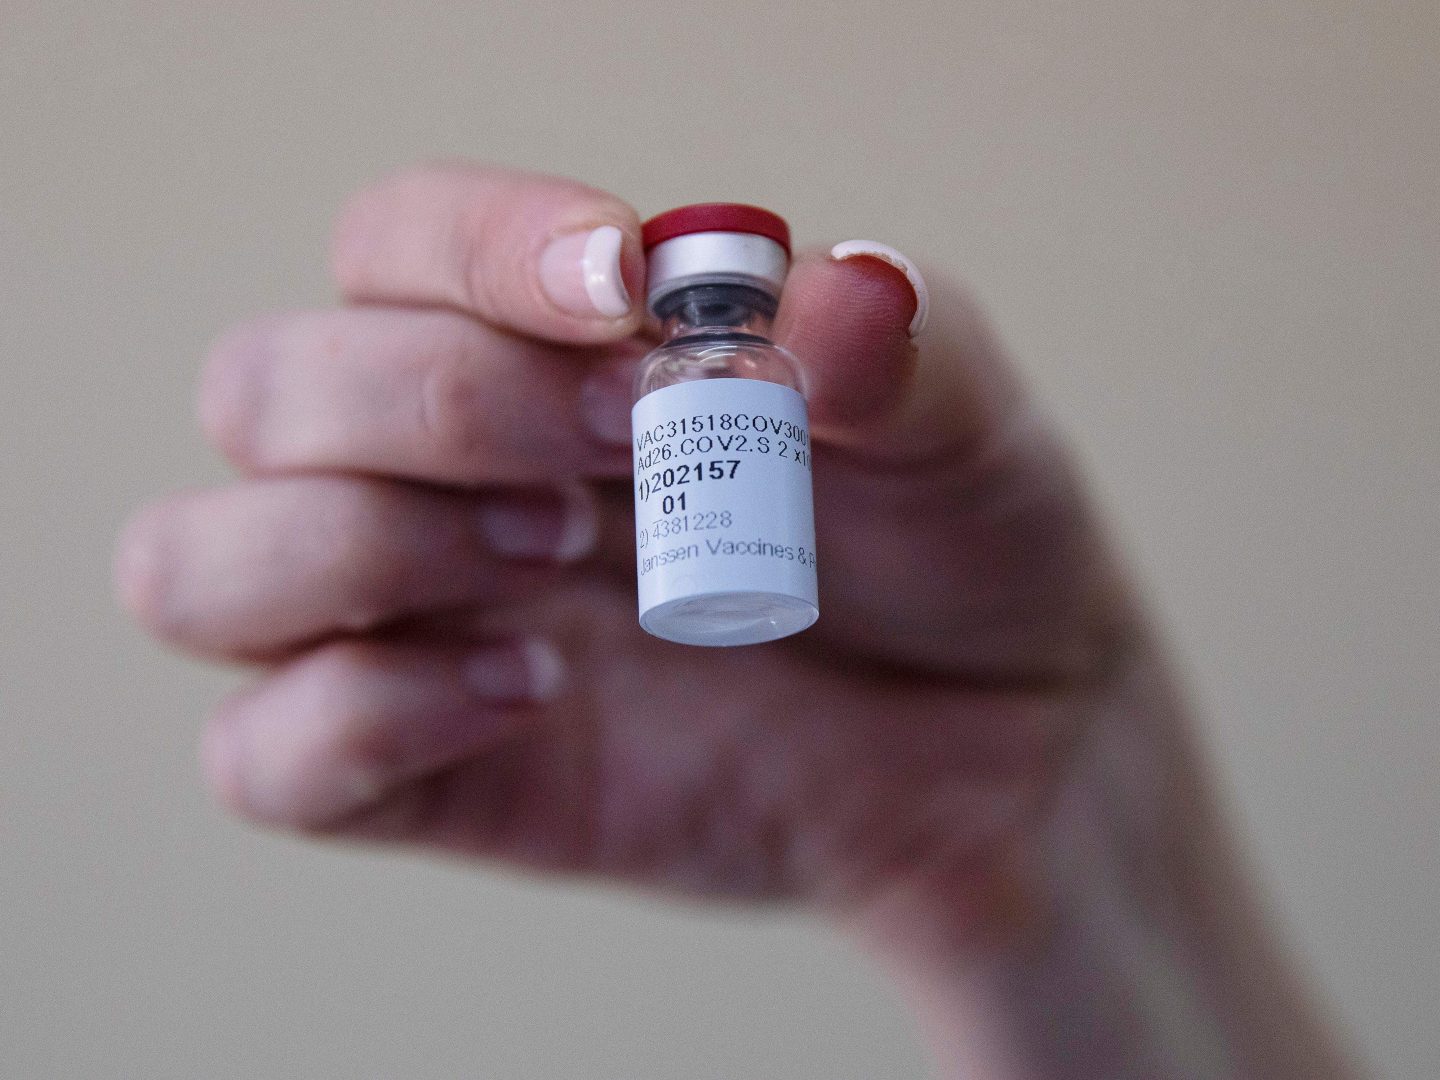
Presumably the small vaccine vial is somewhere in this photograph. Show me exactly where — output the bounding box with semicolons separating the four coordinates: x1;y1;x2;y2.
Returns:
631;204;819;646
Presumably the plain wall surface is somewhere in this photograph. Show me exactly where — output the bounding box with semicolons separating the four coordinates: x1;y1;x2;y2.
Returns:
3;2;1436;1077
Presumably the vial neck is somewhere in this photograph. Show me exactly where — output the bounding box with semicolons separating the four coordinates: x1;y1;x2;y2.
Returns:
657;283;777;342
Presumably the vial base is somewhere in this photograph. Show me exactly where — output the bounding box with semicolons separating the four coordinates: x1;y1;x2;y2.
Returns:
640;590;819;647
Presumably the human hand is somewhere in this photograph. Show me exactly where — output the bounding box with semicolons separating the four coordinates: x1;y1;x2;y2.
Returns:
116;164;1353;1079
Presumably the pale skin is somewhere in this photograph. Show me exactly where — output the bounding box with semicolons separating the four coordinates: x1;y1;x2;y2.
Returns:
116;163;1361;1079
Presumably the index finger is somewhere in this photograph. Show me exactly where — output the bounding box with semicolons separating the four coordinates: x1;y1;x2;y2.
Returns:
332;162;647;344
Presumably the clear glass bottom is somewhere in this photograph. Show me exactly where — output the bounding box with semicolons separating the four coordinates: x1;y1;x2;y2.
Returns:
640;591;819;647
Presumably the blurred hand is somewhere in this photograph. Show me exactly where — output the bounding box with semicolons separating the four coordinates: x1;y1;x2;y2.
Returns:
116;164;1353;1079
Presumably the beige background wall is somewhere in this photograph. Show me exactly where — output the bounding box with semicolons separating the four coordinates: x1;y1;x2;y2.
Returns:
3;2;1436;1077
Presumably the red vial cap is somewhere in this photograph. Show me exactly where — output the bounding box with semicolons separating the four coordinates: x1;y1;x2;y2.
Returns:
642;203;791;255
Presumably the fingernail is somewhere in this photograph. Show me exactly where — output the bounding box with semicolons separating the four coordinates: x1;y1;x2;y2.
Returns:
465;639;566;702
476;485;597;563
540;225;632;319
579;363;635;447
830;240;930;337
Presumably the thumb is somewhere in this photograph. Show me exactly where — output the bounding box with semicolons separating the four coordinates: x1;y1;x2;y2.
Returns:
775;243;1026;463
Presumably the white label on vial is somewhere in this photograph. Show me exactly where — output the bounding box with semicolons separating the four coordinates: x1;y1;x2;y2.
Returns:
632;378;818;621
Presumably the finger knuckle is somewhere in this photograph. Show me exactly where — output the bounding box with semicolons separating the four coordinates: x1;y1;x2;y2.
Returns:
455;207;507;318
299;644;408;808
302;484;412;631
416;347;492;466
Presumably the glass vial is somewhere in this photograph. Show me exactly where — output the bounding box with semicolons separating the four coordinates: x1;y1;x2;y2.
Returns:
631;204;819;646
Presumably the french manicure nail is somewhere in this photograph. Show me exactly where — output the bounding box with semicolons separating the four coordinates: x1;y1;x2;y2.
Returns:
830;240;930;337
540;224;632;319
465;640;566;702
476;486;598;563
